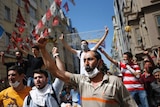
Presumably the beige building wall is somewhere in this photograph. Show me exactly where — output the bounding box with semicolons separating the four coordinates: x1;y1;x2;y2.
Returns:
113;0;160;69
0;0;77;80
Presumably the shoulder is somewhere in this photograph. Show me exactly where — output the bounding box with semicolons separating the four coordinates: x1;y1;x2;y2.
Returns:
108;75;123;85
0;87;12;98
70;74;88;83
25;86;32;91
76;50;82;57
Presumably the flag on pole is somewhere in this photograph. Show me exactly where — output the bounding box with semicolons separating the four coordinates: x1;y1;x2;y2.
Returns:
87;39;106;48
15;8;26;34
52;16;59;26
46;9;52;20
22;0;30;13
0;25;5;39
55;0;62;7
63;2;69;13
69;0;76;6
16;8;25;26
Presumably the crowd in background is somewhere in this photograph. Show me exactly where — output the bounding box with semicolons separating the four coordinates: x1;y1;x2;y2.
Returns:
0;28;160;107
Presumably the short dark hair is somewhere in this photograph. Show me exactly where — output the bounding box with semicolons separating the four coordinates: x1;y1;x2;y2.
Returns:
8;65;25;75
123;52;133;59
93;50;102;60
92;51;109;73
32;45;39;51
33;69;48;78
81;40;88;45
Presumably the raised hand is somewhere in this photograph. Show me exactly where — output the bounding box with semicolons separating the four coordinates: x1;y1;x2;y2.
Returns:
105;27;109;35
36;37;48;49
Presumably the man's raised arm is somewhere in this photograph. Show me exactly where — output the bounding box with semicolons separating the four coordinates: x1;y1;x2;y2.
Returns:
92;27;109;50
36;37;71;82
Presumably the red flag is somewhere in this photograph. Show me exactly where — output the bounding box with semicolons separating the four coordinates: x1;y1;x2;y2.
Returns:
63;2;69;13
18;26;25;33
16;8;25;26
22;0;30;13
55;0;62;7
52;16;59;26
25;37;30;43
43;28;50;37
46;9;52;20
32;29;40;40
15;37;23;42
37;20;44;29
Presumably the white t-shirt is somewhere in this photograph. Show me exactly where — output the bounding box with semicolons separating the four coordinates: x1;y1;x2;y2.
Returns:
76;47;95;75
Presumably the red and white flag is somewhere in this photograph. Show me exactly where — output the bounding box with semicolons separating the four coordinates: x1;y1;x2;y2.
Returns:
52;16;59;26
63;2;69;13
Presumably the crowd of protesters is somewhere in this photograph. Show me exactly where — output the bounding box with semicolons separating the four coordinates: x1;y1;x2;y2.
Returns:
0;27;160;107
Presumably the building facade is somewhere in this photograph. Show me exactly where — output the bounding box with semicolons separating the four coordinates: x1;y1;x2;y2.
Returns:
112;0;160;70
0;0;81;82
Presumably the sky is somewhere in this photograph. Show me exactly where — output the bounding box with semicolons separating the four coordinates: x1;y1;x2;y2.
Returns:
61;0;115;66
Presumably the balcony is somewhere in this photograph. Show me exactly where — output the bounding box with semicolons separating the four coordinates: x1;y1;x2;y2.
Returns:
123;6;132;16
128;12;139;23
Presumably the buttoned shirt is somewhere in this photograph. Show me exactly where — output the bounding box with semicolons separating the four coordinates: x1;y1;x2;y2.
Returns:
70;74;137;107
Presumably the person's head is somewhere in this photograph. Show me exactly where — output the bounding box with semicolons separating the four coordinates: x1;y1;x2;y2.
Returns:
31;45;40;57
81;40;89;52
144;60;154;73
123;52;133;64
15;51;23;60
33;69;48;89
83;50;108;78
152;68;160;82
7;66;25;88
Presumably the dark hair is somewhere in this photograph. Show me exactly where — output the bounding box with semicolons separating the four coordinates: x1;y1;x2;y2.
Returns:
123;52;133;59
32;45;39;51
8;65;25;75
93;50;102;60
81;40;88;45
33;69;48;78
92;51;109;73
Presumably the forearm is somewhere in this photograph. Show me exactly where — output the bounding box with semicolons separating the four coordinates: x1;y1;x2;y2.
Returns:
102;51;118;66
93;28;108;50
41;48;58;72
40;48;70;82
61;40;77;54
54;53;65;71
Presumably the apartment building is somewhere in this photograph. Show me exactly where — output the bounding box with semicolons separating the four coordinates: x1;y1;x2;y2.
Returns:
112;0;160;69
0;0;81;81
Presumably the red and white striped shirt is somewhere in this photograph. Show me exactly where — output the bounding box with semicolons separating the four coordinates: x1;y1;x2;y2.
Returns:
118;62;144;91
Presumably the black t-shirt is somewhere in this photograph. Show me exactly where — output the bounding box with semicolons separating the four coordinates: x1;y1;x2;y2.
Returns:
26;54;44;77
4;60;28;74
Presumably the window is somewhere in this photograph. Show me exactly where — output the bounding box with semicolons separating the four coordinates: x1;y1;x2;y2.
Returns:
40;0;44;9
156;15;160;35
4;6;11;21
5;32;11;46
30;6;36;19
16;0;21;6
135;28;142;46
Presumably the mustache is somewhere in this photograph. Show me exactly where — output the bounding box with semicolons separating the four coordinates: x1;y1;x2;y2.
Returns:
85;66;94;72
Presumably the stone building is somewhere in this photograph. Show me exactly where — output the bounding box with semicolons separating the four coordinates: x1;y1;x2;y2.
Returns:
0;0;81;83
111;0;160;71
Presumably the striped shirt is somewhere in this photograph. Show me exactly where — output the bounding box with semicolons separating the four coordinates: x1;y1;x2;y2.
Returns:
70;74;137;107
118;62;144;91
